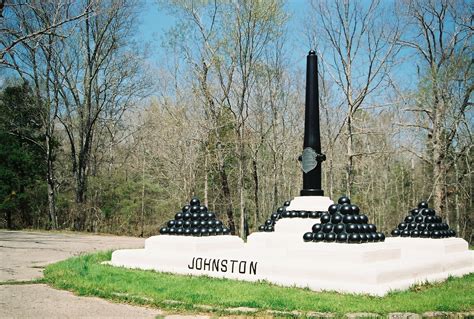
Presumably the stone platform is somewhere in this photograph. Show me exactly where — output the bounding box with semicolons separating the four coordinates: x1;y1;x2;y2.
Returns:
109;196;473;296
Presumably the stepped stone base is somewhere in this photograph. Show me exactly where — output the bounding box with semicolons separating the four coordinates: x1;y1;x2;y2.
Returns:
110;232;473;296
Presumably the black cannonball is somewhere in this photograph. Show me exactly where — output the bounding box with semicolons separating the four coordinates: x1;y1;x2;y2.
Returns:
331;214;343;224
199;205;208;213
343;215;355;224
418;201;429;209
323;224;333;233
190;197;200;206
340;204;352;215
370;232;379;241
160;227;169;234
168;220;176;228
377;232;385;241
303;232;314;242
418;223;427;231
299;211;309;218
191;220;200;227
222;227;230;234
183;220;192;228
334;224;345;234
207;220;215;227
450;230;456;237
405;215;414;223
184;228;192;236
265;225;274;232
183;212;192;220
359;215;368;224
408;222;417;230
361;224;370;232
271;213;279;220
391;229;400;236
277;207;284;213
191;205;200;213
431;230;441;239
284;201;291;206
368;224;377;232
168;227;177;235
428;208;436;216
176;220;184;228
401;230;410;237
348;233;360;243
411;208;419;216
309;211;319;218
265;219;273;226
182;205;190;212
360;233;368;243
192;228;201;236
434;216;442;223
421;230;431;238
353;215;360;224
421;208;430;216
312;223;323;233
313;232;325;242
346;224;358;233
398;222;407;230
290;211;298;218
425;216;434;223
282;211;291;218
367;233;375;242
207;212;215;219
351;204;360;215
325;232;336;242
320;213;331;224
258;225;265;231
208;227;216;236
214;220;222;227
199;212;207;220
215;227;223;235
200;227;209;236
200;220;207;227
336;232;348;243
175;212;183;220
338;196;351;205
328;204;339;214
428;223;436;231
415;215;424;223
192;213;199;220
411;230;420;237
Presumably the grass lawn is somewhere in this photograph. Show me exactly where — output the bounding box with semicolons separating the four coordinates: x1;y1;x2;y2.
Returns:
43;251;474;316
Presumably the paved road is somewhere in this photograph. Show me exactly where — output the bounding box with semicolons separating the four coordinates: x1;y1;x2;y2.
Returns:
0;230;164;318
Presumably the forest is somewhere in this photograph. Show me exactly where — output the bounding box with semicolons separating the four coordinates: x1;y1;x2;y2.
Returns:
0;0;472;242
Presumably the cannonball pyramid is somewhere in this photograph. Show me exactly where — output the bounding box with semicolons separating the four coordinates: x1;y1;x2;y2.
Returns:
391;201;456;239
159;197;230;236
303;196;386;243
257;200;327;232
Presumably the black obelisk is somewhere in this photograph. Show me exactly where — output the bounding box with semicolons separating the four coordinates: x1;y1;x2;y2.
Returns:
300;50;324;196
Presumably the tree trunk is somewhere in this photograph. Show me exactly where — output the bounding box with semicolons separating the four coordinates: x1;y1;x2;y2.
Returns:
46;134;57;229
220;166;236;234
252;157;259;227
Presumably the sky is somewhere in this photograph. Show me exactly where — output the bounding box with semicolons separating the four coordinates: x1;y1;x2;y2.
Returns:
137;0;311;69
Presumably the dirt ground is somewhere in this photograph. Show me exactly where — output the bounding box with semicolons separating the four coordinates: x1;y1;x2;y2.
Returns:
0;230;165;318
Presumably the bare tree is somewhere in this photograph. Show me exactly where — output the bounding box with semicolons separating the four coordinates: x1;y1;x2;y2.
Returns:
307;0;401;197
397;0;473;218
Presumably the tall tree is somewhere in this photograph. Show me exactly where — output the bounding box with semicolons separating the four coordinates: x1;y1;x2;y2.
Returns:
398;0;473;217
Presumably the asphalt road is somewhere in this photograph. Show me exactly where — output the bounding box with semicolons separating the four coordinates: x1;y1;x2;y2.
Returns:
0;230;164;318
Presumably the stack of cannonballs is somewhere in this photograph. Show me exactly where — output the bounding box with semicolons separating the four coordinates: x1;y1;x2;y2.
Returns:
257;200;327;232
159;197;230;236
303;196;385;243
391;201;456;238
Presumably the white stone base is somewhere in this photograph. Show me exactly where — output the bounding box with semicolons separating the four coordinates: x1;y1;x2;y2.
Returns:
285;196;333;211
109;232;474;296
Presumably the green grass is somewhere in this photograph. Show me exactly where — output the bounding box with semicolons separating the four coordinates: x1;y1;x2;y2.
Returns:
43;251;474;316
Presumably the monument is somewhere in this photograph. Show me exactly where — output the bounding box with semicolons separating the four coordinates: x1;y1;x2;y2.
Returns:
109;51;473;296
